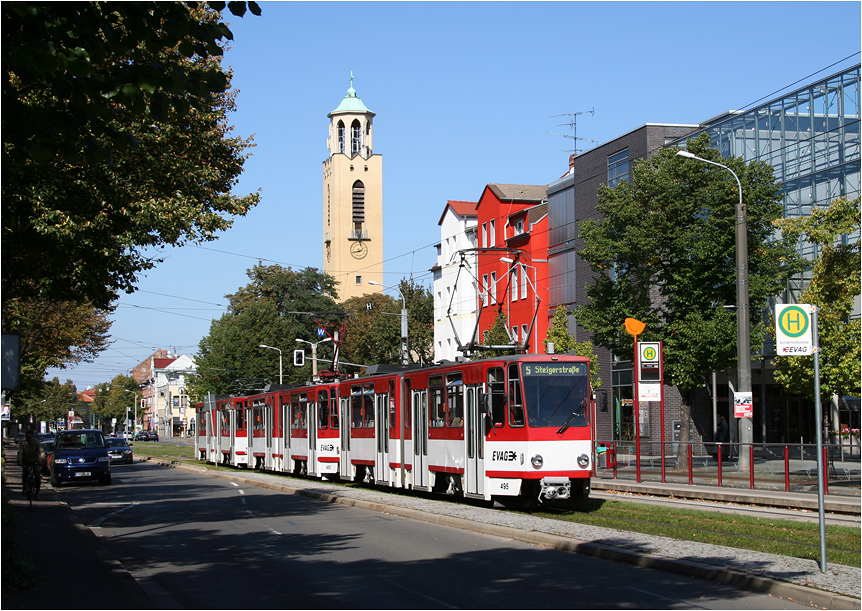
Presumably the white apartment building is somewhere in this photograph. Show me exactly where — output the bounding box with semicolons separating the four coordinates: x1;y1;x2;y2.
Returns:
432;201;479;362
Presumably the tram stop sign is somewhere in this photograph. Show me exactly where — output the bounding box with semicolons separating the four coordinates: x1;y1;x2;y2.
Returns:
775;304;813;356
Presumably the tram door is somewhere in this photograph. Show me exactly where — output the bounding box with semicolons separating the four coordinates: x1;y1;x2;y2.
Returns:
375;393;389;485
465;385;485;497
307;400;318;477
412;389;429;490
279;394;289;473
339;397;352;479
264;402;273;470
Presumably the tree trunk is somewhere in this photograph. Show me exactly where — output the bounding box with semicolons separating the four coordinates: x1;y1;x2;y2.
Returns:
674;392;692;472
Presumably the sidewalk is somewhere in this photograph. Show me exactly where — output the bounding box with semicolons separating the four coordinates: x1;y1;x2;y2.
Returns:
1;445;158;610
3;443;860;609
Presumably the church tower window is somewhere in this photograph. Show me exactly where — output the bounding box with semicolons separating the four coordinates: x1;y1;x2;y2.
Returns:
352;180;365;238
337;121;346;154
351;120;362;157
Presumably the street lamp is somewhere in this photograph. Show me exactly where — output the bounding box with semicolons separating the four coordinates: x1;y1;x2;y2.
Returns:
295;337;333;381
368;280;409;365
124;389;138;433
259;344;283;384
676;149;752;470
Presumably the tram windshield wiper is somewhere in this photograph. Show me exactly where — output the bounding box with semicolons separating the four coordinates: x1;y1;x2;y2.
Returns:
556;399;586;435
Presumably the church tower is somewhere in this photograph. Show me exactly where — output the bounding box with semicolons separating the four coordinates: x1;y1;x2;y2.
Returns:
322;74;383;301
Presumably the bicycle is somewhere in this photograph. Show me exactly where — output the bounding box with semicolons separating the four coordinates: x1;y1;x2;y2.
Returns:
22;461;39;509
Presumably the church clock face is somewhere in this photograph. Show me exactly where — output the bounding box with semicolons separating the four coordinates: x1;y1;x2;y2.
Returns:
350;241;368;259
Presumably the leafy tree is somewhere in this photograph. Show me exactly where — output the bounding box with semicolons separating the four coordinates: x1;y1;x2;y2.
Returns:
3;2;261;310
90;374;139;430
400;278;435;366
190;265;341;397
576;132;802;467
340;293;402;367
13;377;78;427
772;197;861;425
475;310;518;358
339;278;434;368
544;306;602;388
2;293;111;396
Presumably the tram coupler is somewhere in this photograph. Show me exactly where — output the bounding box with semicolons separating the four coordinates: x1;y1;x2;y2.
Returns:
539;477;571;501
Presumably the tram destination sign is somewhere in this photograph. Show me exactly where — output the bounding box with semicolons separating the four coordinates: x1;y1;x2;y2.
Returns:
775;304;813;356
524;363;586;376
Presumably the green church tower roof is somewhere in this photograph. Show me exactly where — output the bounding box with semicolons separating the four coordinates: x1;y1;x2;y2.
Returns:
329;72;375;117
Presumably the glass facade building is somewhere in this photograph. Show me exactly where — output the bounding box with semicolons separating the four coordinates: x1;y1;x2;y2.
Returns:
671;65;861;302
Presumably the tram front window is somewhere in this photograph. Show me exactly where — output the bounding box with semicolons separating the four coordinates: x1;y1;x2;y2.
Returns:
522;362;590;428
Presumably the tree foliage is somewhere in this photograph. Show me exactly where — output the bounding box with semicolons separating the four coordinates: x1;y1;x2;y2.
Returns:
339;278;435;367
772;197;861;405
475;311;518;358
577;133;801;394
89;374;140;427
2;294;112;396
2;2;261;310
576;132;802;463
13;377;79;425
544;306;601;388
190;265;341;397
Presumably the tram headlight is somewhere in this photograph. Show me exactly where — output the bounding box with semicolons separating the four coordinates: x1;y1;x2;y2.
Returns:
577;453;590;468
530;454;544;469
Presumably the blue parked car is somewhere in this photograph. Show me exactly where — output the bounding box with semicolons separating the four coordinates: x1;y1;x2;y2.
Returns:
50;429;111;486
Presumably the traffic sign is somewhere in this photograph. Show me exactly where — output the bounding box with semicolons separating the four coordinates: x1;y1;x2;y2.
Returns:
775;304;813;356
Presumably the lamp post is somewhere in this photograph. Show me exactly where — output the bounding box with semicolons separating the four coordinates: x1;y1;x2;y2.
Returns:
369;280;409;365
295;337;333;380
259;344;283;384
124;389;138;433
676;150;752;471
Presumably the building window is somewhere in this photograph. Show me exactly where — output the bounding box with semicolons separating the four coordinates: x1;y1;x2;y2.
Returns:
489;219;496;246
337;121;346;154
482;275;489;306
510;268;518;301
352;181;365;238
521;324;528;345
351;119;362;157
514;218;524;235
608;149;629;187
482;223;487;248
355;275;362;285
490;272;497;303
520;264;528;300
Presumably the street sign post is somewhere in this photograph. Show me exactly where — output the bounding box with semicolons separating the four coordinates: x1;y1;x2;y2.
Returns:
775;303;826;572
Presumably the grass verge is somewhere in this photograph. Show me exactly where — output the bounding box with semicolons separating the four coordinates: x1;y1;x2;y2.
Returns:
533;498;861;567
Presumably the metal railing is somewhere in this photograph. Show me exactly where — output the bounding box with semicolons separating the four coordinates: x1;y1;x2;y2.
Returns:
593;439;861;496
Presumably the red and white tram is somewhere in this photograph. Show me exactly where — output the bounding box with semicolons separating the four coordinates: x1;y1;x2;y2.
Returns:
195;353;594;505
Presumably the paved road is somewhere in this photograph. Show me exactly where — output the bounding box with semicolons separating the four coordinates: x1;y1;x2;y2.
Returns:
59;461;822;609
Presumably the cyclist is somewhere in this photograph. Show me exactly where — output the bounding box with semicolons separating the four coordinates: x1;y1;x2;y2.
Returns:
17;430;44;499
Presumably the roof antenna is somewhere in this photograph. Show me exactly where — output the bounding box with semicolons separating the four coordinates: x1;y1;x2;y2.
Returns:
549;109;597;155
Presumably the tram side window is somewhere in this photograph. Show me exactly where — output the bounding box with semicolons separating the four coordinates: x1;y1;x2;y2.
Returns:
363;384;375;427
292;394;307;430
508;363;524;427
487;368;506;427
447;373;464;427
330;392;339;429
236;402;245;431
351;386;363;428
318;390;329;429
386;381;395;430
253;403;264;432
429;375;445;427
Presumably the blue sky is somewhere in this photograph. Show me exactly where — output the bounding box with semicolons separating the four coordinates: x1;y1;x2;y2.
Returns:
47;1;861;390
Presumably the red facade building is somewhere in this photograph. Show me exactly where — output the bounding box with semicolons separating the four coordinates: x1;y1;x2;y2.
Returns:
474;184;549;354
